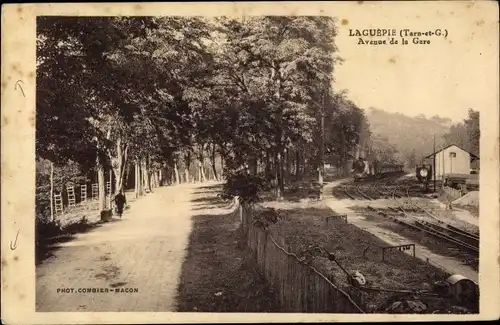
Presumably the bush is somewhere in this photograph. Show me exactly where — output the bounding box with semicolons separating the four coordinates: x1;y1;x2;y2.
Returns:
253;208;282;229
35;217;63;245
221;171;266;205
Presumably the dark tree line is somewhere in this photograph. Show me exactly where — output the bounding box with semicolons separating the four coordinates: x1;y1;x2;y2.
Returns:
36;16;368;218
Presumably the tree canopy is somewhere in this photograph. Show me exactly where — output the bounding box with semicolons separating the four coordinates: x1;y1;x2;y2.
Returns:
36;16;370;206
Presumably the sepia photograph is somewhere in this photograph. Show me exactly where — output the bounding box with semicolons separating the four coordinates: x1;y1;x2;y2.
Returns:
1;1;499;323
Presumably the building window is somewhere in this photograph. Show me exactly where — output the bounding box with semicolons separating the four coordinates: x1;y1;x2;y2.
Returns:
449;152;456;158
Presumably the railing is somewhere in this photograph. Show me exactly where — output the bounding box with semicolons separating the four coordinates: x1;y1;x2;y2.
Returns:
238;203;365;313
443;186;463;201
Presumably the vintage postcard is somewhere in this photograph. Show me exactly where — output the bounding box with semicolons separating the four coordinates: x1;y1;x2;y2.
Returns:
1;1;499;324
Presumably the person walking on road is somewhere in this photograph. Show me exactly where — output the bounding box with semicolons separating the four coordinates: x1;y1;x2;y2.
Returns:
114;190;127;218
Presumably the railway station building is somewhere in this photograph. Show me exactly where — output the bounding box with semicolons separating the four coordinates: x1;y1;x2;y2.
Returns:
424;144;479;180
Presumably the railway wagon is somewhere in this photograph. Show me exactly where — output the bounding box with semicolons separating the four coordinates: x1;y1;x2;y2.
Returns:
376;162;404;175
352;158;404;181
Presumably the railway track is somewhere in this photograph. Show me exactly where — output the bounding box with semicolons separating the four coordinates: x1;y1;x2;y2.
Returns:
370;179;479;255
402;185;479;245
343;183;368;200
341;178;479;255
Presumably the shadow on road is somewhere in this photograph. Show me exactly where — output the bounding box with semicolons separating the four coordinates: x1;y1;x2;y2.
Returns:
189;185;232;211
175;186;280;312
35;217;126;265
195;184;221;191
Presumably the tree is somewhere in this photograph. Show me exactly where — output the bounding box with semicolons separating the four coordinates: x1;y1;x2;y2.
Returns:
465;109;480;155
37;16;214;212
442;109;479;155
208;16;338;197
324;92;369;174
36;16;366;217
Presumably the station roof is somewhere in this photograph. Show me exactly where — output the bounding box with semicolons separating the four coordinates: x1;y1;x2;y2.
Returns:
424;144;479;160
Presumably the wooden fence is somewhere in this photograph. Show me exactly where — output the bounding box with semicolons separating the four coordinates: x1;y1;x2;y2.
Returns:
238;204;365;313
443;186;464;201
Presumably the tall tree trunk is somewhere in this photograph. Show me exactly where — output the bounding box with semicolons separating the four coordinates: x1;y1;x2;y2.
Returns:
265;150;272;180
285;148;292;184
143;158;151;193
174;161;180;185
98;162;106;212
274;152;283;199
197;144;206;183
249;157;258;176
50;161;54;222
295;145;301;181
210;143;218;181
278;149;285;196
138;160;144;196
134;161;140;198
152;170;157;189
197;160;204;182
124;162;131;190
184;151;191;183
101;129;111;209
318;102;325;186
220;154;224;180
112;140;128;194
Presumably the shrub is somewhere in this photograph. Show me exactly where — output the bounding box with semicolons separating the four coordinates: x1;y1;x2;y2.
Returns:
35;217;63;245
221;171;266;205
253;208;282;229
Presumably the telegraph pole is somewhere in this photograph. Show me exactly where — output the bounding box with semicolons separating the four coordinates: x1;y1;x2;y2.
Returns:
433;133;436;192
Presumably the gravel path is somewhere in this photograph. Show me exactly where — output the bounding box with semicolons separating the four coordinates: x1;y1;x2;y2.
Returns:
36;184;198;312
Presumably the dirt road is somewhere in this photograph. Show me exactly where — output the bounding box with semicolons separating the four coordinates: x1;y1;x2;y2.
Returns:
36;183;200;312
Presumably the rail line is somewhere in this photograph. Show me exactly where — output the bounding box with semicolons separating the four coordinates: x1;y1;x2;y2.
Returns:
343;183;369;200
342;177;479;255
367;179;479;255
403;186;479;241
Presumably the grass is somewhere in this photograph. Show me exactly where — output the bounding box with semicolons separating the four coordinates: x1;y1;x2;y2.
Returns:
347;206;479;270
35;216;104;265
35;191;137;265
260;177;324;203
191;179;477;313
176;190;280;312
264;205;471;313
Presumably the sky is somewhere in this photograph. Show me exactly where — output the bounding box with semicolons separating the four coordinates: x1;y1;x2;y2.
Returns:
330;1;498;123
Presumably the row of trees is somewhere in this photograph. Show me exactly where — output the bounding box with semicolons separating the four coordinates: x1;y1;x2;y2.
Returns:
36;16;368;218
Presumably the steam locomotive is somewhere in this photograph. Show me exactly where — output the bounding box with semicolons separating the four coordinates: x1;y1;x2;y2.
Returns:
416;164;433;183
352;158;404;181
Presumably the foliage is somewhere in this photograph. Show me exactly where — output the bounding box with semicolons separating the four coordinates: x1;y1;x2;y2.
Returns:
442;109;479;156
221;171;266;205
36;15;374;215
252;208;283;229
325;92;370;166
36;158;88;220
